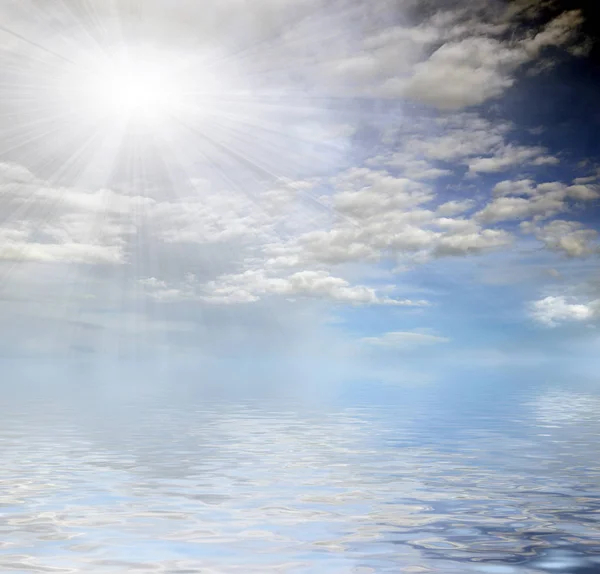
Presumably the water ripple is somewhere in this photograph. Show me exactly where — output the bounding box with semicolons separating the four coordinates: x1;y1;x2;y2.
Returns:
1;386;600;572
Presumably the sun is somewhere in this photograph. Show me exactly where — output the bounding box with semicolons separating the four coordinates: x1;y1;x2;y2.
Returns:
67;46;187;127
95;60;178;121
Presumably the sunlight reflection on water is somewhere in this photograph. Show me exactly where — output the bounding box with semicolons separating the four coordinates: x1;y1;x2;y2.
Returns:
1;384;599;573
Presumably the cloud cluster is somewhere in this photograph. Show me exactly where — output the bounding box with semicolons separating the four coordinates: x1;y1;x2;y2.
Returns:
477;179;599;223
319;4;585;110
141;270;428;307
378;114;559;183
3;139;596;311
404;8;584;109
0;162;148;264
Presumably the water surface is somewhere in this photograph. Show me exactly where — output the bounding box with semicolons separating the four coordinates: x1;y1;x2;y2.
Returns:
1;381;600;573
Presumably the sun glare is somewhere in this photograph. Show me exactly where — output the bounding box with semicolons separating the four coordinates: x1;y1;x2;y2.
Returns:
70;47;185;126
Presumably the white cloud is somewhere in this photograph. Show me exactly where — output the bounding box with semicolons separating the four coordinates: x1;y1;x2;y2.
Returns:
573;174;599;185
493;179;537;196
522;10;584;55
566;184;600;201
333;168;434;215
398;114;557;175
525;220;599;257
477;195;564;223
404;114;510;162
0;162;151;264
432;227;512;257
476;181;598;223
148;189;274;245
399;10;584;110
270;169;516;267
530;296;597;327
142;270;429;307
0;239;124;264
366;153;452;181
467;146;558;174
436;200;475;217
402;37;521;109
209;270;429;306
294;3;586;111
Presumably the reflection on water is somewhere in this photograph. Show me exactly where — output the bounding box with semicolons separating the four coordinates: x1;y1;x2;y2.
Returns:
1;383;600;573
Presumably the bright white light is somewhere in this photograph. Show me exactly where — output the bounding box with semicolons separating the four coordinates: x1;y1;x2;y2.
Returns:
69;47;186;127
97;63;176;119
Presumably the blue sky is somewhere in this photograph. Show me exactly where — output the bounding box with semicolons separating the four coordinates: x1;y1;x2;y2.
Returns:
0;0;599;390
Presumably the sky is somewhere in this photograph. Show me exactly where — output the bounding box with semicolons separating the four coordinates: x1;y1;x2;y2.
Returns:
1;0;599;391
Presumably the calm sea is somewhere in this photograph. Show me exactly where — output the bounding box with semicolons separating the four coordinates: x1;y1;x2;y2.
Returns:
1;379;599;573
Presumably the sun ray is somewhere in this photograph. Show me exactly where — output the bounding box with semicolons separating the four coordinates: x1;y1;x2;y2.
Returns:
0;0;364;358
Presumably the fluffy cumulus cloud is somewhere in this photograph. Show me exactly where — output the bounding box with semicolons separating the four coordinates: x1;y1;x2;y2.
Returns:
0;162;147;264
383;114;560;180
310;1;586;111
184;163;521;304
288;167;513;262
1;137;597;315
390;8;584;109
402;37;522;109
141;270;429;307
476;180;599;223
530;296;598;327
467;146;559;174
525;220;600;257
